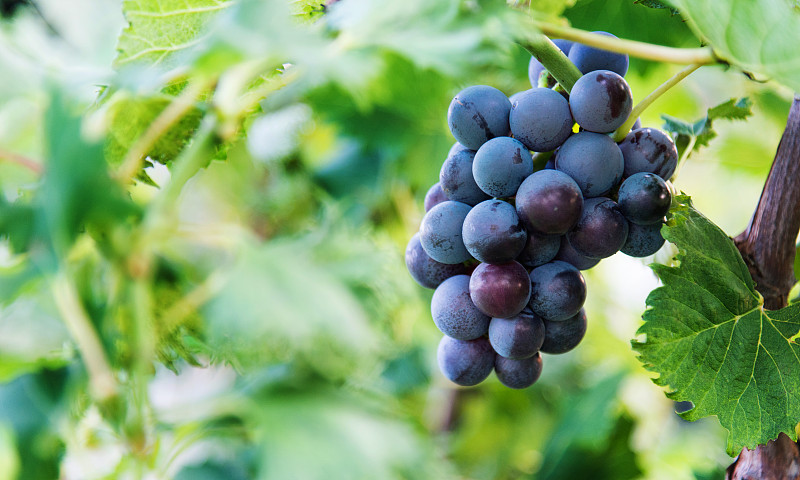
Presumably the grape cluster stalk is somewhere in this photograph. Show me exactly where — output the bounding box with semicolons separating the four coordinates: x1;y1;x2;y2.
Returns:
407;33;678;389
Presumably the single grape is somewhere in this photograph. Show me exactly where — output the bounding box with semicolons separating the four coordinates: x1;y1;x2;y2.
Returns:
424;182;448;212
567;197;629;259
437;335;496;387
462;200;527;264
495;353;543;389
447;85;511;150
440;143;491;206
632;117;642;130
419;200;473;264
568;32;629;76
569;70;633;134
617;172;671;225
540;309;587;354
517;231;560;268
509;88;574;152
555;132;624;198
528;261;586;321
619;128;679;180
469;261;531;319
553;235;600;270
405;233;468;289
528;39;573;88
509;90;530;105
488;308;545;359
473;137;533;197
431;275;491;340
621;221;665;257
515;170;583;235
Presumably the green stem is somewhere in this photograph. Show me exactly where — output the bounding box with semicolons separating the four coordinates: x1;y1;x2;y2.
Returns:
535;22;717;65
612;63;702;142
519;34;583;92
51;272;118;401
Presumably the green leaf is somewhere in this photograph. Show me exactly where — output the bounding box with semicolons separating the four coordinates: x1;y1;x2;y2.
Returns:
661;97;753;158
633;0;679;15
669;0;800;92
632;195;800;455
114;0;233;70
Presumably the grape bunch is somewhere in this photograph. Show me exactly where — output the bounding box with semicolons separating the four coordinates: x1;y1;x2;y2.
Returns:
406;33;677;389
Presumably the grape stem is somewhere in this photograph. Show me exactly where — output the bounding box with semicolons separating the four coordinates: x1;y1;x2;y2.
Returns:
519;34;583;92
0;149;43;174
670;135;696;182
612;63;702;142
534;21;717;65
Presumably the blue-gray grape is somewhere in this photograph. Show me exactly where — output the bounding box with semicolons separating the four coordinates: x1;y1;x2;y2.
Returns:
568;32;629;76
440;143;490;206
469;261;531;319
621;221;665;257
540;309;587;354
567;197;629;259
488;308;545;359
437;335;496;386
509;88;573;152
619;128;679;180
431;275;490;340
462;199;527;264
617;172;671;225
447;85;511;150
555;132;623;198
517;231;560;268
424;182;448;212
405;233;467;289
553;235;600;270
419;200;473;264
494;353;543;389
472;137;533;197
569;70;633;134
528;261;586;321
515;170;583;235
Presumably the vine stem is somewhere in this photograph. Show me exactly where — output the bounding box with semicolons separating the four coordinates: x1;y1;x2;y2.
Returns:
534;21;717;65
0;149;43;174
115;80;211;184
612;63;702;142
519;34;582;92
51;272;117;402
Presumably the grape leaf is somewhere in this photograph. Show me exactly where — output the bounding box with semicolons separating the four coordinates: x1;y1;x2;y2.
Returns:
661;97;752;158
669;0;800;92
114;0;233;70
633;0;679;15
632;195;800;455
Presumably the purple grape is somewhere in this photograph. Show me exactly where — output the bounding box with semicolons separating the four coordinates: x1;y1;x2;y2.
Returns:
553;235;600;270
619;128;679;180
515;170;583;235
540;309;587;354
462;200;527;264
569;70;633;134
419;200;473;264
488;308;545;359
431;275;491;340
440;143;490;206
495;353;543;389
567;197;629;259
509;88;574;152
617;172;671;225
568;32;629;76
405;233;468;289
555;132;624;198
437;335;496;387
447;85;511;150
528;261;586;321
517;231;560;268
472;137;533;197
621;221;665;258
469;261;531;319
424;182;448;212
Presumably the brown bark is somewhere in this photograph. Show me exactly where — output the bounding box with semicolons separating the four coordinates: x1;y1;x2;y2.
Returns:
726;96;800;479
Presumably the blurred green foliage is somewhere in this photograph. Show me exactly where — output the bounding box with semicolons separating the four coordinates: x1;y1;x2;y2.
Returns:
0;0;795;479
